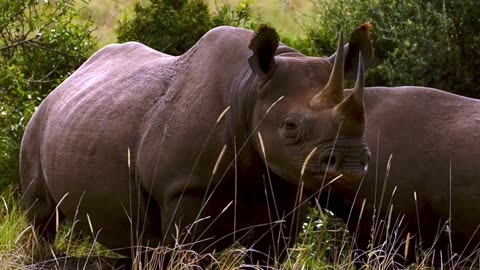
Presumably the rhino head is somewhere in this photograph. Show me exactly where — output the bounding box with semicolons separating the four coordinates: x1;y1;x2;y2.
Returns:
248;24;371;192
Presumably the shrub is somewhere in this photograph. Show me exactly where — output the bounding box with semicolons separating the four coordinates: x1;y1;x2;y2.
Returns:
0;0;96;189
116;0;213;55
306;0;480;97
116;0;255;55
211;0;256;29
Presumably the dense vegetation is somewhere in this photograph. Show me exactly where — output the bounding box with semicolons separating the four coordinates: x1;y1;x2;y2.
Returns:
305;0;480;97
0;0;96;188
1;0;480;268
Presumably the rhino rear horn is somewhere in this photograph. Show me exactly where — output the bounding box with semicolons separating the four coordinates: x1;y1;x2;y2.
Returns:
332;52;366;129
248;24;279;78
309;31;345;110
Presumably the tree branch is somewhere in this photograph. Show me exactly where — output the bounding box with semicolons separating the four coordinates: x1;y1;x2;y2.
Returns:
0;36;39;51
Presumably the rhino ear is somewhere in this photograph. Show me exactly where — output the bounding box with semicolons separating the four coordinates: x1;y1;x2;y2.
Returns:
248;24;279;78
329;22;373;80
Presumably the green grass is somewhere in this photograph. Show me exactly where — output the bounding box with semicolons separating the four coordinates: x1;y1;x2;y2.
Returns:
0;186;31;268
0;186;116;269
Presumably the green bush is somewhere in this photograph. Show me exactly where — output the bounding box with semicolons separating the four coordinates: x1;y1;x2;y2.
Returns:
116;0;255;55
116;0;213;55
306;0;480;97
211;0;256;29
0;0;96;189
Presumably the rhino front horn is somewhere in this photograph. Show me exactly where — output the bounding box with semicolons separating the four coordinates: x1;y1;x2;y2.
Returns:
332;51;366;129
309;31;345;110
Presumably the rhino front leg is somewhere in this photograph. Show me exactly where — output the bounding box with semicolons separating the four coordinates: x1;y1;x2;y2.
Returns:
241;198;309;268
242;227;291;268
161;190;235;261
241;213;305;268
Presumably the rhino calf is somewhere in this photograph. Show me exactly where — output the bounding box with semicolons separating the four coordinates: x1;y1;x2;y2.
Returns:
326;85;480;263
20;24;372;266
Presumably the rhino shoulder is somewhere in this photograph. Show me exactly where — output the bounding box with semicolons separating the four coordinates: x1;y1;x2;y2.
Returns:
203;25;252;38
97;41;172;59
80;41;173;70
191;26;253;50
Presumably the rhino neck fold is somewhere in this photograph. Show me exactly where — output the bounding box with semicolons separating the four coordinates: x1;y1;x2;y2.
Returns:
223;69;267;179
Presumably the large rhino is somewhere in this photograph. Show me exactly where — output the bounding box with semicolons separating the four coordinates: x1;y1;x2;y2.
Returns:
20;24;372;266
326;82;480;261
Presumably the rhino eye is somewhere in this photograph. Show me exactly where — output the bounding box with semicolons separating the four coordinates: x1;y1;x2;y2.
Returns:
279;114;303;143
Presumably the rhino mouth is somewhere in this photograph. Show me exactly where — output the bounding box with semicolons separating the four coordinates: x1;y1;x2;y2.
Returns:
308;167;366;191
316;171;341;182
300;171;343;193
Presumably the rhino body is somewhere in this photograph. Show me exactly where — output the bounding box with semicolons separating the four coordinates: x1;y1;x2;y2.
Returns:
20;25;371;266
327;86;480;260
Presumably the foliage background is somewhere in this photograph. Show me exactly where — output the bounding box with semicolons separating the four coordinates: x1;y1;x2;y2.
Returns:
305;0;480;97
0;0;96;187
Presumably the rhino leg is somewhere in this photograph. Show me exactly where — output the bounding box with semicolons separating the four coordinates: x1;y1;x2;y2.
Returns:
243;229;290;267
20;104;64;243
161;188;235;255
240;188;309;267
22;172;64;243
242;210;307;267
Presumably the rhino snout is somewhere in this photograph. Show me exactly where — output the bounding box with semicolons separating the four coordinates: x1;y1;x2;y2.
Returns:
341;150;371;179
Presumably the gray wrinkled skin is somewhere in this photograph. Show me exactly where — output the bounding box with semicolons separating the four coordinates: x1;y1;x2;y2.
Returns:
20;25;371;265
327;86;480;261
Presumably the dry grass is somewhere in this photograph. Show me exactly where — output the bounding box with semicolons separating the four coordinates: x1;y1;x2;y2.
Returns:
2;184;480;269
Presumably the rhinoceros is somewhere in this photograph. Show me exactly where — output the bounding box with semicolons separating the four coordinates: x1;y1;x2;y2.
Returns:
20;24;372;266
324;84;480;262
